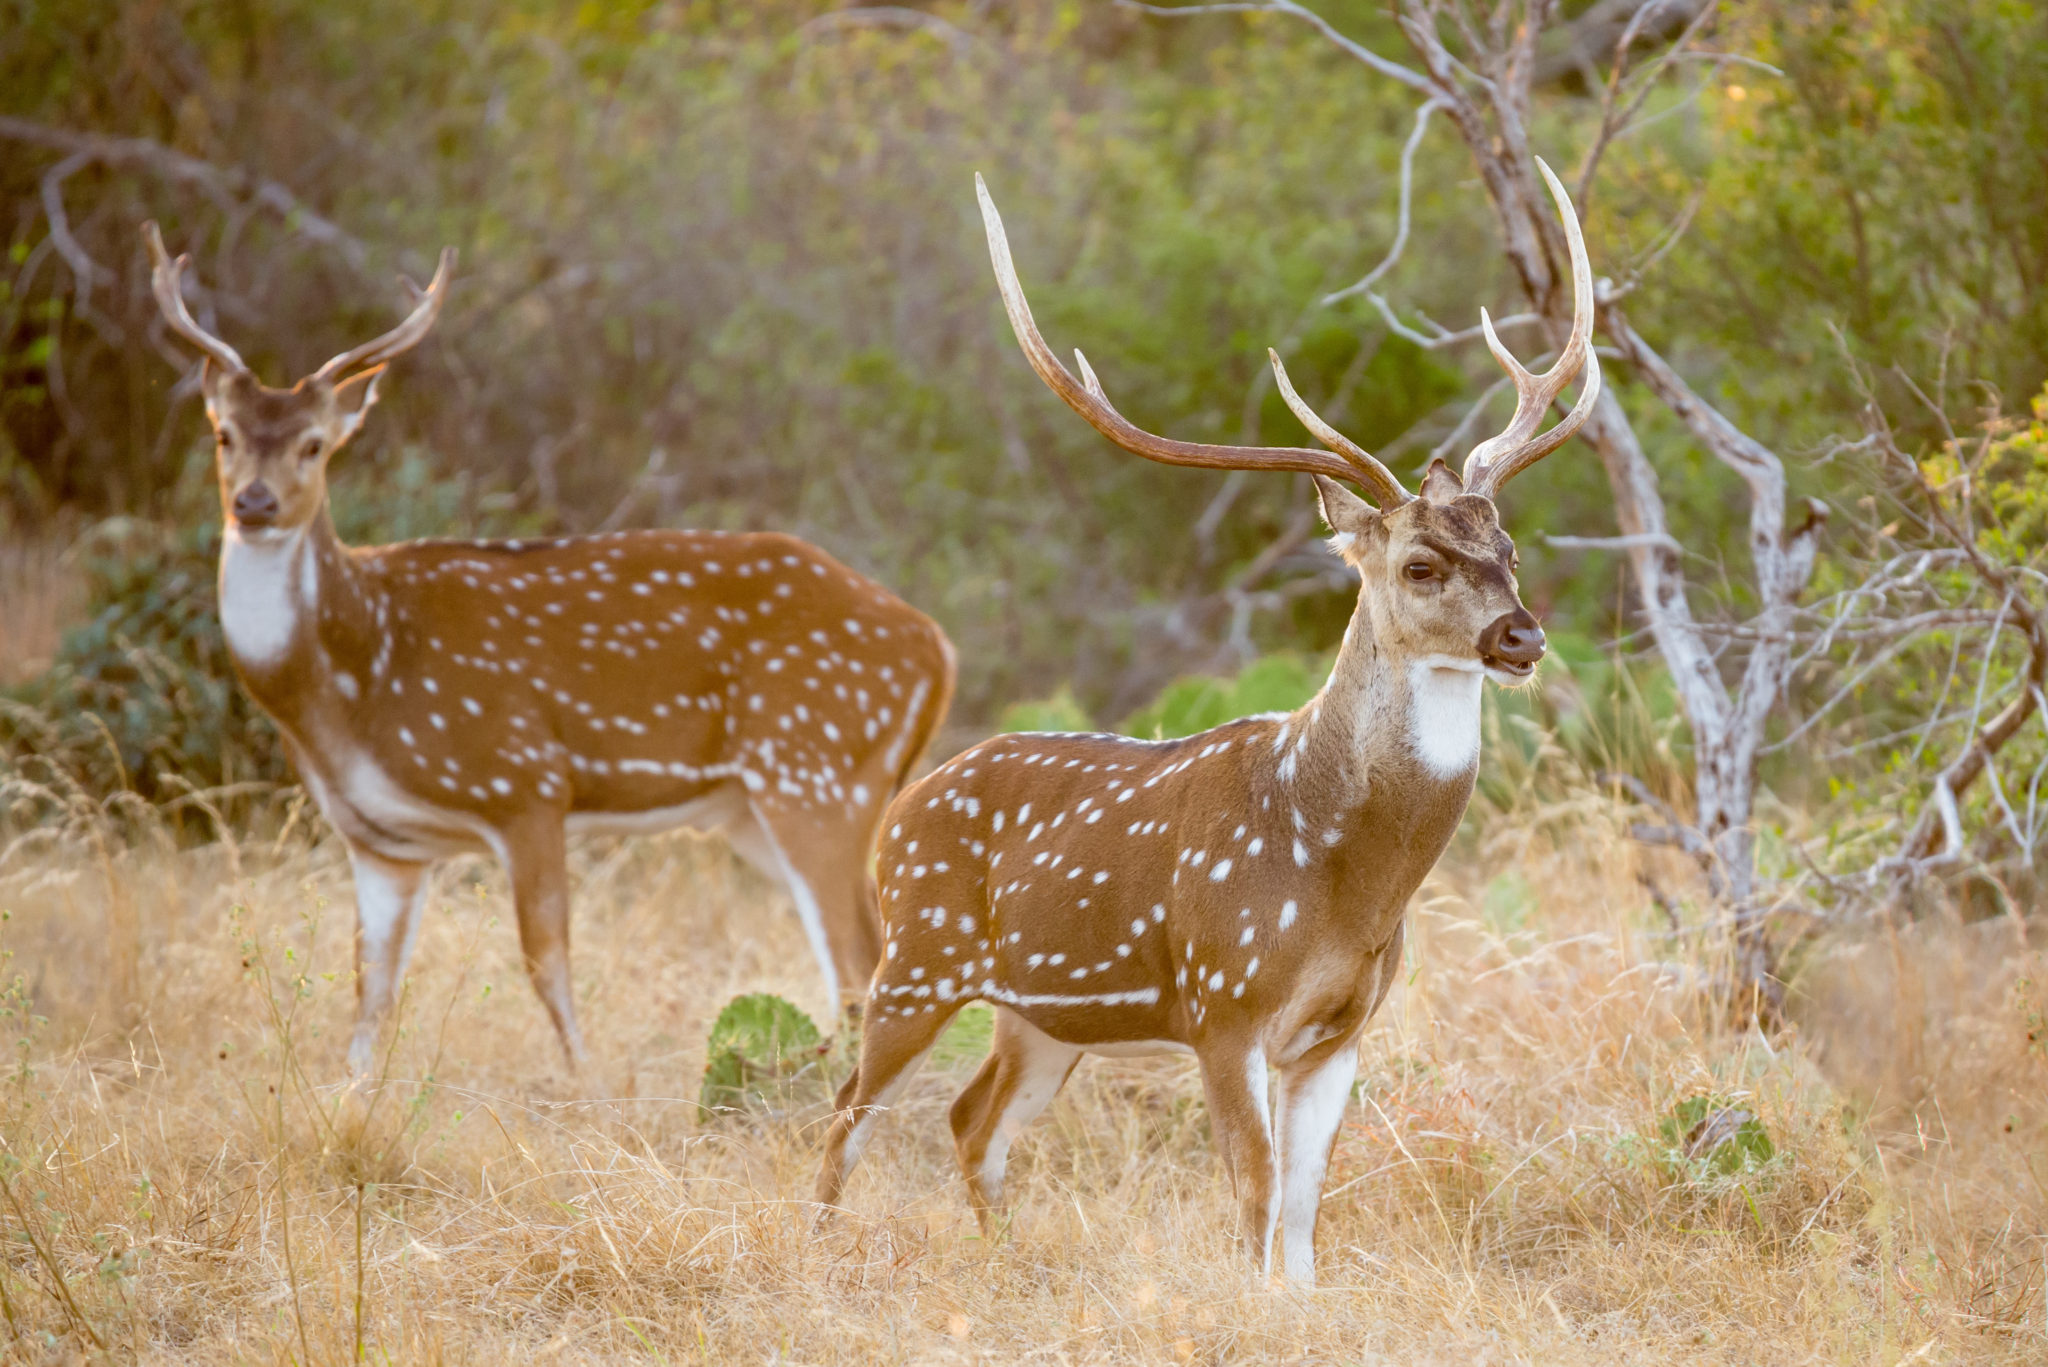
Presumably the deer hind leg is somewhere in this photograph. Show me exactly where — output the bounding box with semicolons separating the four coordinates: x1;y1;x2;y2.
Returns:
1274;1038;1360;1286
346;845;430;1079
949;1008;1081;1232
498;817;588;1072
812;1000;959;1212
1198;1042;1279;1275
729;800;880;1015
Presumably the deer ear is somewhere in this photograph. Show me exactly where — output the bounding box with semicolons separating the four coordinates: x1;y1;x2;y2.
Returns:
1419;457;1464;502
330;365;387;442
1313;474;1381;552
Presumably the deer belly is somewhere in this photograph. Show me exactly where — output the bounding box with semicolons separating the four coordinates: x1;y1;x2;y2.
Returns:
298;743;492;861
565;785;748;837
1080;1037;1194;1058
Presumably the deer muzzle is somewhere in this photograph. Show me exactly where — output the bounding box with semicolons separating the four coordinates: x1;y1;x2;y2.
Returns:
232;481;281;528
1478;609;1544;676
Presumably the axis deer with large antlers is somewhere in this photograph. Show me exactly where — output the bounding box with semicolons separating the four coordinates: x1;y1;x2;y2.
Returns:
814;163;1598;1283
142;225;955;1075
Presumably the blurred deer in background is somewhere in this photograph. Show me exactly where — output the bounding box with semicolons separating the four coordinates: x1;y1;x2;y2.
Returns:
814;163;1597;1283
143;224;955;1076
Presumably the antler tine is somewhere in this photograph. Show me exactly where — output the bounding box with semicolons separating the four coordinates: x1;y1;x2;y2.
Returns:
1267;350;1412;508
311;246;456;383
977;174;1411;504
1462;159;1603;498
141;222;248;375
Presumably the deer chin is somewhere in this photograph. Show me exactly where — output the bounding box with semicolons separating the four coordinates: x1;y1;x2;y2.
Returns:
1482;656;1539;688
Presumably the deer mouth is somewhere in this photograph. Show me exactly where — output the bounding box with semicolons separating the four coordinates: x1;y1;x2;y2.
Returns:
1481;653;1539;684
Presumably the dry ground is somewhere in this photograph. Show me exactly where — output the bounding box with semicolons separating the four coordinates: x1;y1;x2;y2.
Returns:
0;777;2041;1364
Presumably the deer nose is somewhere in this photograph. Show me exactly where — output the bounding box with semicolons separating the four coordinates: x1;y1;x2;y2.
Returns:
232;481;280;526
1479;609;1545;666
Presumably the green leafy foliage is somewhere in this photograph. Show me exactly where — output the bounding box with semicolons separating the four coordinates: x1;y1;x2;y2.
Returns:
995;687;1095;736
1121;652;1328;740
1657;1095;1777;1180
931;1002;995;1069
0;516;282;811
698;993;826;1116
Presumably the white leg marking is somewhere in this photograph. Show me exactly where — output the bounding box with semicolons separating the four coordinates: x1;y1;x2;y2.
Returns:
728;806;839;1006
1245;1044;1278;1275
1279;1042;1359;1285
346;849;429;1075
978;1011;1082;1203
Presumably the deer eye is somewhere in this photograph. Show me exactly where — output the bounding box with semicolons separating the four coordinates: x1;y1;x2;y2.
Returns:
1403;561;1437;583
217;429;235;451
300;436;324;461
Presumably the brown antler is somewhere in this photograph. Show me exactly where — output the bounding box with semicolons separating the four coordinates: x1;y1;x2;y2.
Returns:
142;222;248;375
311;247;456;382
977;175;1412;509
1461;159;1602;499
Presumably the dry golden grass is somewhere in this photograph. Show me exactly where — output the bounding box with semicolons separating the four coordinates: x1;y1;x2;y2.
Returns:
0;780;2041;1364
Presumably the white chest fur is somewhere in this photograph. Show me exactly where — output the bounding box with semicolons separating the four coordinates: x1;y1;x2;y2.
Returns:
219;527;314;667
1405;659;1483;778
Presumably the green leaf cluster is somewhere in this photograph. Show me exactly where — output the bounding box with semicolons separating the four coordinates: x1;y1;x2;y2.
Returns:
698;993;825;1116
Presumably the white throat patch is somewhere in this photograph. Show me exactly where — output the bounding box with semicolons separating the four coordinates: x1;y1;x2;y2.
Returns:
219;525;313;667
1406;657;1483;778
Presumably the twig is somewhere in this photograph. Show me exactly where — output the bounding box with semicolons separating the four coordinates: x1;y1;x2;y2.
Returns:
1543;531;1685;556
1322;96;1450;306
1116;0;1442;95
0;117;368;270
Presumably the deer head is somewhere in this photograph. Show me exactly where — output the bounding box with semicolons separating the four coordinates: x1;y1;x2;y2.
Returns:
975;157;1599;688
142;224;454;536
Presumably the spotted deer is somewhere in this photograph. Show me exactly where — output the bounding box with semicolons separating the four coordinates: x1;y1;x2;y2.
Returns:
142;224;955;1075
814;164;1598;1282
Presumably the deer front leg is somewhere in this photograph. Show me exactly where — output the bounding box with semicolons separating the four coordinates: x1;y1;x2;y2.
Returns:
346;846;430;1079
814;999;959;1212
500;817;588;1072
949;1008;1081;1231
1198;1042;1279;1275
1275;1037;1360;1285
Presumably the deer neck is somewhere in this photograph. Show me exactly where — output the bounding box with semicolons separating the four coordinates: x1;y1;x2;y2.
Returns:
1286;588;1484;812
217;509;375;725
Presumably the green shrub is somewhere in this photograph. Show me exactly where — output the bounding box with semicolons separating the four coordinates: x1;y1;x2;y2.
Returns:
698;993;826;1116
995;686;1095;736
931;1002;995;1070
1657;1094;1777;1180
1121;651;1328;740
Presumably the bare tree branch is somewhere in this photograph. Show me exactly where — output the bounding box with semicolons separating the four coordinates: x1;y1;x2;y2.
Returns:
1322;96;1450;307
0;117;368;270
1117;0;1443;95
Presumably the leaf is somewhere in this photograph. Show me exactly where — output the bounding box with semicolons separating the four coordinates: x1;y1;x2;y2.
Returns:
698;993;824;1115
